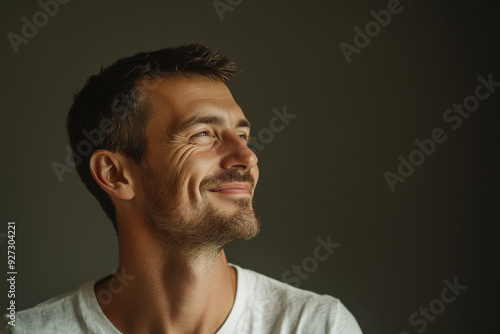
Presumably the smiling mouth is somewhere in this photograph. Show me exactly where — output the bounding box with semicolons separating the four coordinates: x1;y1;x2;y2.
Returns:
209;182;251;195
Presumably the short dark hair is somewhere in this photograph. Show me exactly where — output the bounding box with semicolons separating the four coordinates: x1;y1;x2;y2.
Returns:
66;43;239;233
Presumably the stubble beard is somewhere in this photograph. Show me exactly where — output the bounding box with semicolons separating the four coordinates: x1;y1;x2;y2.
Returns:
141;166;261;256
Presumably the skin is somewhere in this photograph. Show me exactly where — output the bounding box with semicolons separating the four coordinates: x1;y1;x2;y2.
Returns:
90;75;260;333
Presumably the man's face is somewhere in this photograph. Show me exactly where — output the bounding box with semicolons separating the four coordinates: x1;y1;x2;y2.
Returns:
137;75;260;252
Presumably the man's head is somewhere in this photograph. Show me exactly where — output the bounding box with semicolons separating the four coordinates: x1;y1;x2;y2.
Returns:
67;43;260;251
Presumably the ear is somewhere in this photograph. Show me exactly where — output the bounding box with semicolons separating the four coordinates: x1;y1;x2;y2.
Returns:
89;150;135;200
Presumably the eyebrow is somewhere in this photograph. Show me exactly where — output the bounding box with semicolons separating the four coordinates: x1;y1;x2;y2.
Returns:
176;115;251;132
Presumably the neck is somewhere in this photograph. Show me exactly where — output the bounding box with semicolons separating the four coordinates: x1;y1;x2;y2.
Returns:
94;225;237;334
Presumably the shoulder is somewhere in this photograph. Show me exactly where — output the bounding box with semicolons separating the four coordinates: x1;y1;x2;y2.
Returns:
1;280;96;334
232;265;363;333
236;264;343;311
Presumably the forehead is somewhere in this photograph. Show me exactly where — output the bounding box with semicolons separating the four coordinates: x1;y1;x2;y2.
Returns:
140;75;246;132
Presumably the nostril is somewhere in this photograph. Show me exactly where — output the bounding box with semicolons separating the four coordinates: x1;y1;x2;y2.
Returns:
231;164;248;170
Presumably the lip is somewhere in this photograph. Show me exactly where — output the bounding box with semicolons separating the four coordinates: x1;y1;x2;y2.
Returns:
209;182;251;195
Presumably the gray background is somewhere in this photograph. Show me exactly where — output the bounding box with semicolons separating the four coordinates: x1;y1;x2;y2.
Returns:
1;0;499;333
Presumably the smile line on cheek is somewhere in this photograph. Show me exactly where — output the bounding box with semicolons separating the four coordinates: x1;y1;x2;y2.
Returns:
187;176;201;205
172;155;211;204
167;143;200;167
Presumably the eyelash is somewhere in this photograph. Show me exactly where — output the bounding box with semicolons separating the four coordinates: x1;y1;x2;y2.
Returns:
192;131;248;141
193;131;210;137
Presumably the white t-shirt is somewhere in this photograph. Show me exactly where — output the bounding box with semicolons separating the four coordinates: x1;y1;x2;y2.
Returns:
1;264;363;333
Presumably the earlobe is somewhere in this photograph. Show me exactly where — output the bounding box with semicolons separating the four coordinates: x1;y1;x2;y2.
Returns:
89;150;135;200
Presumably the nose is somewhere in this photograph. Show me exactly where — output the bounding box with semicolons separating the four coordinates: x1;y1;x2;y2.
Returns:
220;131;258;171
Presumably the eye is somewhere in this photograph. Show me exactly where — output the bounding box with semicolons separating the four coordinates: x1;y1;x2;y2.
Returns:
239;133;249;141
190;130;216;139
190;130;215;144
193;131;209;138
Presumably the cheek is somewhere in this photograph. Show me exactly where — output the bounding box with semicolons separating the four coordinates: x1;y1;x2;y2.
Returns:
142;147;195;198
186;153;217;181
178;150;219;197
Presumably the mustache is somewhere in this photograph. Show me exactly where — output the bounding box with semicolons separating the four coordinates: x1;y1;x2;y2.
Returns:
200;170;255;192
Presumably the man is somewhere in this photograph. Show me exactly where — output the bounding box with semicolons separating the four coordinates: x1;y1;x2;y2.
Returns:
1;43;362;333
